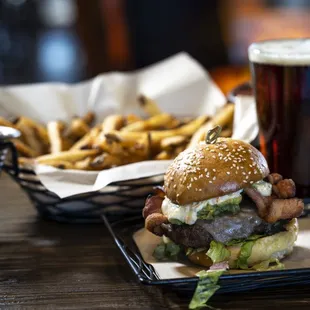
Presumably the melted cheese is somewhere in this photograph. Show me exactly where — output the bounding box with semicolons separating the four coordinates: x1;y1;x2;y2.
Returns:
161;190;243;225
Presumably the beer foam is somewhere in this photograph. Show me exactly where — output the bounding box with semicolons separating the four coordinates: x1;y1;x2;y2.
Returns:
248;39;310;65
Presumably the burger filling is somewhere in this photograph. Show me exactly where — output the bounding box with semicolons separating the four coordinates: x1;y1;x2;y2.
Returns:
161;189;243;225
161;180;271;226
143;173;304;269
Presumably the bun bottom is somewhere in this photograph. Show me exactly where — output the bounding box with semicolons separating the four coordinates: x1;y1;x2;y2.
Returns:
187;218;298;268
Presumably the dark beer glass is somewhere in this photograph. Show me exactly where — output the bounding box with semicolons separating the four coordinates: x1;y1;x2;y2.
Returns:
248;39;310;198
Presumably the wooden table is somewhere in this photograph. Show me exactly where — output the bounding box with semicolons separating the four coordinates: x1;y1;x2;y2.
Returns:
1;173;310;309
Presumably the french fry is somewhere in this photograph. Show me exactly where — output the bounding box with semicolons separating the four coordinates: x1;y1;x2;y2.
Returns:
65;118;90;140
138;94;162;116
70;126;100;150
111;115;208;147
220;128;233;138
155;151;173;160
18;116;49;147
38;160;75;170
125;114;142;125
101;115;124;133
13;139;37;157
121;113;174;132
15;119;43;156
36;149;99;164
160;135;188;151
0;117;16;128
74;157;94;170
187;104;234;148
128;132;151;159
47;121;65;154
82;111;95;125
90;153;123;170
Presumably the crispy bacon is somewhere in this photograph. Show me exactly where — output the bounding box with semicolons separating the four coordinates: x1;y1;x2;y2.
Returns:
273;179;296;199
264;198;304;223
142;195;164;219
145;213;169;236
142;188;167;235
268;173;283;185
245;174;304;223
244;187;270;218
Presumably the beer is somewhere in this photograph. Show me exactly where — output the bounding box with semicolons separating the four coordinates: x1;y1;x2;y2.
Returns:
248;39;310;197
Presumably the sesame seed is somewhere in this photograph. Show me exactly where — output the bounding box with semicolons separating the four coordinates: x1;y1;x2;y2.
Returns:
246;176;249;179
213;169;216;172
213;176;216;180
199;189;202;191
209;181;213;184
249;172;251;175
226;172;231;175
173;184;177;188
194;177;198;181
212;155;216;159
242;172;246;175
243;180;247;183
250;181;254;184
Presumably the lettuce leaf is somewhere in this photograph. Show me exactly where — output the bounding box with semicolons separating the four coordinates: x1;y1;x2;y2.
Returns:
207;241;231;263
153;240;181;261
225;234;264;246
252;258;285;271
235;241;255;269
189;269;225;309
197;203;240;220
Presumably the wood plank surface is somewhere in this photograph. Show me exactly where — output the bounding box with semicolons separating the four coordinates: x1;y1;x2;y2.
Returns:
0;173;310;309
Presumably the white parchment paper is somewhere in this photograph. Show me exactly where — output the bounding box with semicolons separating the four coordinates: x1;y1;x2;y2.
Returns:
0;52;258;198
133;218;310;279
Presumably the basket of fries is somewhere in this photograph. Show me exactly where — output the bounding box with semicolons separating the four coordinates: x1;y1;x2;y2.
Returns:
0;53;257;223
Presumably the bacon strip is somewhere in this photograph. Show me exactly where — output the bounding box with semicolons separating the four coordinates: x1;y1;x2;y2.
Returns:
272;179;296;199
142;190;168;236
145;213;169;236
244;187;270;218
264;198;304;223
268;173;283;185
142;195;164;219
245;174;304;223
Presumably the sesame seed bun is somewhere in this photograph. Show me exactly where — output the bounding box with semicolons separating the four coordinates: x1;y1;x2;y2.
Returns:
187;218;298;268
164;138;269;205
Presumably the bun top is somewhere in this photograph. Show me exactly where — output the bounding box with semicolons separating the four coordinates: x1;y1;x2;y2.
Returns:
164;138;269;205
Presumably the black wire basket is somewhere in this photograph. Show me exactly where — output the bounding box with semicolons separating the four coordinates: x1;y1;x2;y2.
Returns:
3;160;164;223
0;126;19;175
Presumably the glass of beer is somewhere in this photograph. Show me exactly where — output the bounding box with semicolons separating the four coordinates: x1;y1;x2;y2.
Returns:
248;38;310;198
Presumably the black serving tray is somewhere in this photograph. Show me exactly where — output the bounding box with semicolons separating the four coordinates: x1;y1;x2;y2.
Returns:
103;214;310;296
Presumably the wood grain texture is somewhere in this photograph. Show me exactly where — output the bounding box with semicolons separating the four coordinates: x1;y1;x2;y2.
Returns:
0;173;310;309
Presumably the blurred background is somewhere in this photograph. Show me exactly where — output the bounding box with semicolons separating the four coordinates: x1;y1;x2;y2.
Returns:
1;0;310;94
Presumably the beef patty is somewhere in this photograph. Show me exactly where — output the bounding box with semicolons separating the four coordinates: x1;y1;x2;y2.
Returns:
160;199;287;249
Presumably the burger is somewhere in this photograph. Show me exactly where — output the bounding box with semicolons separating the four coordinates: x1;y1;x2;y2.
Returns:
142;136;304;270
